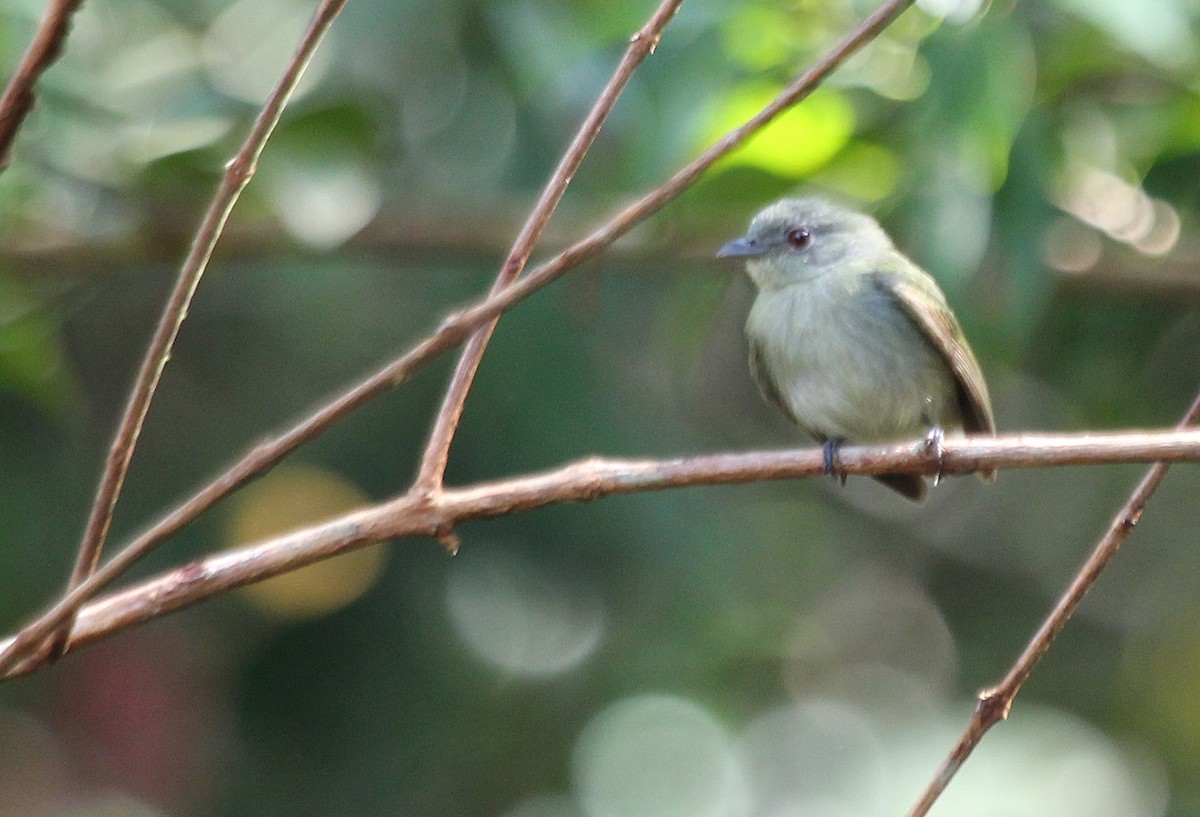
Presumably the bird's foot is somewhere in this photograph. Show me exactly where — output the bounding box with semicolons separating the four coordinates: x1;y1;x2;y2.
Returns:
823;439;847;487
924;426;946;486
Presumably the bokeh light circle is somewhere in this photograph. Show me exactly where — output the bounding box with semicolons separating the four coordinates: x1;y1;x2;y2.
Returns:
500;792;585;817
445;549;604;677
739;701;888;816
572;694;744;817
226;464;383;620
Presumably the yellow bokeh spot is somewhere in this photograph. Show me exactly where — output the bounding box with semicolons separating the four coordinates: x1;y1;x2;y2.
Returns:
702;84;855;178
226;464;384;620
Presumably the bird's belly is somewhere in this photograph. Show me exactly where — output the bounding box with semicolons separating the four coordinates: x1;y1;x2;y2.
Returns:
747;283;960;442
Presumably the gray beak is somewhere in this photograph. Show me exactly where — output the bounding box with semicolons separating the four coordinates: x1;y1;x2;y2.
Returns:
716;237;766;259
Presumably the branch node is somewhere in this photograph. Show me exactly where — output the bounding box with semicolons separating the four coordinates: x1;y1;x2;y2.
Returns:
223;154;256;185
437;312;471;346
630;30;662;53
976;683;1012;721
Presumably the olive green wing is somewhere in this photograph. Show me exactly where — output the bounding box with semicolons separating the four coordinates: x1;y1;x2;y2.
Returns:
871;265;995;435
871;263;997;483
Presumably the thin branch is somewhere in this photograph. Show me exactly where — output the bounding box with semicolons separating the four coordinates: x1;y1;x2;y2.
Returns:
3;427;1200;679
413;0;687;495
48;0;349;655
904;392;1200;817
0;0;918;675
0;0;84;173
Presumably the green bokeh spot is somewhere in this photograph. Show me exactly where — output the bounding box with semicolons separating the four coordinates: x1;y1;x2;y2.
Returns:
0;280;76;415
811;141;901;201
722;6;796;70
703;85;855;178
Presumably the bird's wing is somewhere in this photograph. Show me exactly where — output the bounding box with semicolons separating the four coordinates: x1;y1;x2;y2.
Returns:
748;339;798;425
870;264;996;437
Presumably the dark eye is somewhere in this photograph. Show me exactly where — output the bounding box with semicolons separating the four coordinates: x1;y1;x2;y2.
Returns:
786;228;812;249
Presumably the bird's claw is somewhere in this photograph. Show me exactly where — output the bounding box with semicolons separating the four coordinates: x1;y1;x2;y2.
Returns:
924;426;946;486
823;439;847;487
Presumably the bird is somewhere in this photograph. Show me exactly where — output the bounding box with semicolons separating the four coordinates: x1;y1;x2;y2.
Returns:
716;197;996;502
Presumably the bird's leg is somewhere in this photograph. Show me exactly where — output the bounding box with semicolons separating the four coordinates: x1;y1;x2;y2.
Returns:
822;438;847;486
923;425;946;486
920;398;948;486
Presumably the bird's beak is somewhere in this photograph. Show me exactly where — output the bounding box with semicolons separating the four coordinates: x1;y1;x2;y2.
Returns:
716;237;765;259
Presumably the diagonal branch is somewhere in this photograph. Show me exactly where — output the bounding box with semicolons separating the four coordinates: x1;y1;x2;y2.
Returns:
0;0;85;173
904;391;1200;817
48;0;349;656
0;0;919;676
2;427;1200;678
413;0;687;495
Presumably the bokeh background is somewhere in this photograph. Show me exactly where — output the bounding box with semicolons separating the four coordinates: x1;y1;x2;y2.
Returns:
2;0;1200;814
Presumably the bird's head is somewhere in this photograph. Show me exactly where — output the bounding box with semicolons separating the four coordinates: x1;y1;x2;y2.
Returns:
717;197;893;290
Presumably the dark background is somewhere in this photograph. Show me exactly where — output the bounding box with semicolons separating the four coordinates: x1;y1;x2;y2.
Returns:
1;0;1199;815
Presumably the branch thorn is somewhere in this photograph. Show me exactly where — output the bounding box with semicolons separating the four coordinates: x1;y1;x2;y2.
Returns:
436;524;461;555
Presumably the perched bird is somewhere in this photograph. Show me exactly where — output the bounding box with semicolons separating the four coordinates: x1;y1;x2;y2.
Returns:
717;197;996;502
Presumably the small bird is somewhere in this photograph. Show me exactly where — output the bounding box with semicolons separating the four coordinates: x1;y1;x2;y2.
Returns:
717;197;996;502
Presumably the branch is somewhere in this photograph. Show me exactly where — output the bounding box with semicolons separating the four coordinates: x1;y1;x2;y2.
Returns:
3;428;1200;679
413;0;687;495
904;392;1200;817
49;0;349;655
0;0;919;674
0;0;84;173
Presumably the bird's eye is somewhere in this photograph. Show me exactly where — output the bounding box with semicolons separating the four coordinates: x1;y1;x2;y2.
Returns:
786;228;812;249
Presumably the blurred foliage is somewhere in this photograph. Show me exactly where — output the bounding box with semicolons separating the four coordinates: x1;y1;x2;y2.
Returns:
0;0;1199;815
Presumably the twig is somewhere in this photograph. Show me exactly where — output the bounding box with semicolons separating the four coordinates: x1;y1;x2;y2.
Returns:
0;0;918;676
2;427;1200;679
46;0;349;658
904;392;1200;817
0;0;85;173
413;0;686;494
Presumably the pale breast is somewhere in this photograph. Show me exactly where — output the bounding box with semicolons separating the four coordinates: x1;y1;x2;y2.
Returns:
745;274;961;442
